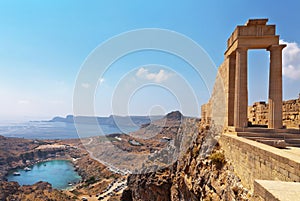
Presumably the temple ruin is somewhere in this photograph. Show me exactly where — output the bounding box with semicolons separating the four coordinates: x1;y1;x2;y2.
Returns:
202;19;286;129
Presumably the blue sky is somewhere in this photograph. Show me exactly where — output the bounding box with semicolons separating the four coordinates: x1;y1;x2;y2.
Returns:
0;0;300;120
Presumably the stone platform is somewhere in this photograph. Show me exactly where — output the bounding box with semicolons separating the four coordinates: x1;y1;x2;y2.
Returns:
227;127;300;148
220;133;300;191
254;180;300;201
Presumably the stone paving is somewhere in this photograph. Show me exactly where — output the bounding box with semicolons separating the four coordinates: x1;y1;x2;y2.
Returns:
254;180;300;201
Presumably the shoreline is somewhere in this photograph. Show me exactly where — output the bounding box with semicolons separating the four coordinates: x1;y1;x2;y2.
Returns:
5;159;82;190
0;137;85;184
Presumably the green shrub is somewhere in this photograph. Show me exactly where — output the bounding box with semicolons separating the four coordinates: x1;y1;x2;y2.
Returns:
86;176;96;185
209;152;226;169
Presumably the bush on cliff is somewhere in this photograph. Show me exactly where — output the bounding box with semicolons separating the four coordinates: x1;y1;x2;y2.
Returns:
209;152;226;169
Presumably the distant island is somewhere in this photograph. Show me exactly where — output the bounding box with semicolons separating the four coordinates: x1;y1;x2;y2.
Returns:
46;114;164;127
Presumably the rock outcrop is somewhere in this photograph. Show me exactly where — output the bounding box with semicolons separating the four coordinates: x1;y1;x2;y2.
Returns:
0;136;81;180
0;181;71;201
123;123;251;201
0;136;121;200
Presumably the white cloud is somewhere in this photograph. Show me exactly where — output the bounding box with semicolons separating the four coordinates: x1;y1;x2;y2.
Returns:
82;79;104;89
48;100;64;104
98;78;105;84
18;100;30;105
136;67;173;83
81;82;90;88
281;40;300;79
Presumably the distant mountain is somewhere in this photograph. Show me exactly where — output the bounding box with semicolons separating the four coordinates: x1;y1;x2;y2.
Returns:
164;111;183;121
50;115;74;123
47;114;164;127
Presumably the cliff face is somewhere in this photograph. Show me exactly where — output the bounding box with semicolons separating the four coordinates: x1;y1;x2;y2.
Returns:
0;181;71;201
126;168;173;201
0;136;120;201
123;124;251;201
0;136;81;180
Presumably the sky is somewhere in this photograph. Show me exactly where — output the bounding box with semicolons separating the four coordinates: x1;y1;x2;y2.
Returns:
0;0;300;121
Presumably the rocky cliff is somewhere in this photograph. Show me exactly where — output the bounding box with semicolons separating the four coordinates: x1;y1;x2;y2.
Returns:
123;123;251;201
0;111;252;201
0;136;121;201
0;136;82;180
0;181;70;201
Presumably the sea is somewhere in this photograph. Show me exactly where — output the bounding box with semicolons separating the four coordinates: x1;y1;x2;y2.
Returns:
1;121;139;189
6;160;81;189
0;121;139;139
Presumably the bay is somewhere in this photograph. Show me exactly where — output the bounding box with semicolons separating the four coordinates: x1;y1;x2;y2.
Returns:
6;160;81;189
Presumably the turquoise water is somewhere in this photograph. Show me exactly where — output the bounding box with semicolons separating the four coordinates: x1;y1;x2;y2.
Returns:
6;160;81;189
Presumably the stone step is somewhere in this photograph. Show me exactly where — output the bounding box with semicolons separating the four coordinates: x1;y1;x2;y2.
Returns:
245;136;300;142
244;136;300;148
254;180;300;201
237;132;281;138
286;143;300;148
239;132;300;148
231;127;300;134
285;139;300;144
256;139;286;148
234;127;275;133
237;132;300;139
242;136;287;148
245;137;284;141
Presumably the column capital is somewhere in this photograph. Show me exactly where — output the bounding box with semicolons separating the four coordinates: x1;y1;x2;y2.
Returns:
227;51;236;59
267;44;286;52
236;46;248;52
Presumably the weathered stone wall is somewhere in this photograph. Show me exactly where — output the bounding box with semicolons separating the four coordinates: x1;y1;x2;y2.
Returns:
248;101;268;126
282;97;300;128
248;96;300;128
201;59;227;128
219;134;300;191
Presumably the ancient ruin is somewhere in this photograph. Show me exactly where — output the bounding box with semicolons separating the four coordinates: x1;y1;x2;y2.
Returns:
202;19;286;129
248;96;300;128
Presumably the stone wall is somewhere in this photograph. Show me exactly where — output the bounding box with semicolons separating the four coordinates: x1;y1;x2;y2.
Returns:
248;96;300;128
201;59;227;127
219;134;300;191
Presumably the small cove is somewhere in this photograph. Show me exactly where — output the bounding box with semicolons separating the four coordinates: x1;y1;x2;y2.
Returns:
6;160;81;189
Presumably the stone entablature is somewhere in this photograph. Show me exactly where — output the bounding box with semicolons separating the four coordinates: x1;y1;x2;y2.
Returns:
226;19;278;56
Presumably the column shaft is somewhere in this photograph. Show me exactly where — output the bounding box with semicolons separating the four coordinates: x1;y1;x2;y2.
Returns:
234;47;248;128
268;44;286;129
228;53;236;127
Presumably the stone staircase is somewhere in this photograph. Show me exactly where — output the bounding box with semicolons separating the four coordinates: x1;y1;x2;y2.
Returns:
228;127;300;148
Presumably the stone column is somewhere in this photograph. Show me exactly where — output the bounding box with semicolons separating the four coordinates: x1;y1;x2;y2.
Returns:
268;44;286;129
228;53;236;127
234;47;248;128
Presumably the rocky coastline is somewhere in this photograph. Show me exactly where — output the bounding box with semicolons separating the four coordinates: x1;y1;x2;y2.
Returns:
0;135;122;200
0;111;252;200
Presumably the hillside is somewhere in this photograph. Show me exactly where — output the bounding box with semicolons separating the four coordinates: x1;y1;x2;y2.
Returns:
122;122;251;200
